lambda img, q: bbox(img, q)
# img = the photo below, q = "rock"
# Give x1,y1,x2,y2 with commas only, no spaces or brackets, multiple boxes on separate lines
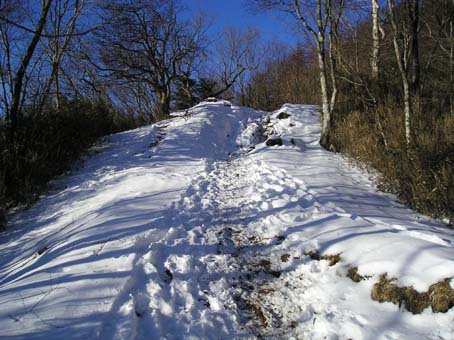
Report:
266,137,283,146
164,268,173,283
277,111,291,119
37,246,49,255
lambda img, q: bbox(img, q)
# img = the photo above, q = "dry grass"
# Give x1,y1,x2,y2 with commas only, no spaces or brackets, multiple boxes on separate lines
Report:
371,274,454,314
306,251,341,266
280,254,291,262
347,267,371,283
332,109,454,224
0,99,136,221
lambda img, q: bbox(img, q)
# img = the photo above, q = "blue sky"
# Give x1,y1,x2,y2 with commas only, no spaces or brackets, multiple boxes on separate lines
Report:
184,0,300,46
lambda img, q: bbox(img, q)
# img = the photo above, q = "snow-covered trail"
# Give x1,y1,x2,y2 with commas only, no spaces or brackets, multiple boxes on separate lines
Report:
0,102,453,339
99,137,454,339
97,158,251,339
97,151,321,339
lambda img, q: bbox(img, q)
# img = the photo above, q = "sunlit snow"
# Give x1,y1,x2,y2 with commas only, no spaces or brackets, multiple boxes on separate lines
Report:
0,102,453,339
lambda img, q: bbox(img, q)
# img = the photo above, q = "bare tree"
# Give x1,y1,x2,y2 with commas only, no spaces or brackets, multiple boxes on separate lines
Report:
209,26,261,99
421,0,454,116
251,0,345,148
387,0,420,145
98,0,206,120
173,15,208,108
38,0,88,112
440,5,454,116
371,0,380,79
0,0,53,134
0,2,16,119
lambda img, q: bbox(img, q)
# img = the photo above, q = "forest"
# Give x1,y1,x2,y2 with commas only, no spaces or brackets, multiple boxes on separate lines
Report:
0,0,453,226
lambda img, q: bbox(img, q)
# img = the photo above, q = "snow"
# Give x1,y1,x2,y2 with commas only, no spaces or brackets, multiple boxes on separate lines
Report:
0,102,453,339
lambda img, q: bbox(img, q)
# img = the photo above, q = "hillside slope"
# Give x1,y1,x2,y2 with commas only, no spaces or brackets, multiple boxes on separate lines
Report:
0,102,453,339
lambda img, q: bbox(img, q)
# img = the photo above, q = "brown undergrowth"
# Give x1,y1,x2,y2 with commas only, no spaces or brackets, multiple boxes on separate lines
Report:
306,250,341,266
371,274,454,314
332,109,454,225
0,99,137,226
347,266,371,283
310,257,454,315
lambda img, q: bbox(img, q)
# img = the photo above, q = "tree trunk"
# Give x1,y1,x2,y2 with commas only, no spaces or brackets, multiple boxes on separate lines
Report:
318,40,331,147
317,0,331,148
403,76,412,145
328,1,341,126
328,45,337,123
155,86,171,120
371,0,380,79
39,0,82,114
9,0,52,134
409,0,420,114
450,21,454,116
293,0,341,148
387,0,412,145
55,69,60,110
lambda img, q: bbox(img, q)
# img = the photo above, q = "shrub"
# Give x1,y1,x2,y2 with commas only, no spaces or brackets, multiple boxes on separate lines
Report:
332,109,454,224
0,99,136,219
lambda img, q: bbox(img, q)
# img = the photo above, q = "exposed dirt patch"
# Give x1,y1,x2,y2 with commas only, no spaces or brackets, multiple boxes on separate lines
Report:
258,288,275,294
256,259,271,270
371,274,454,314
244,298,268,328
149,130,166,148
269,270,282,278
250,259,282,278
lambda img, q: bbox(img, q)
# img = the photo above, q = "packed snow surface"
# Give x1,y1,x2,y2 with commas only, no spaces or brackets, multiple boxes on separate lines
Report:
0,102,453,339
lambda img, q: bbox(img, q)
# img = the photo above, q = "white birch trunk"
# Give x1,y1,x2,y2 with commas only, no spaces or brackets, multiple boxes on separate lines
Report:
317,40,331,140
387,0,412,145
371,0,380,79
